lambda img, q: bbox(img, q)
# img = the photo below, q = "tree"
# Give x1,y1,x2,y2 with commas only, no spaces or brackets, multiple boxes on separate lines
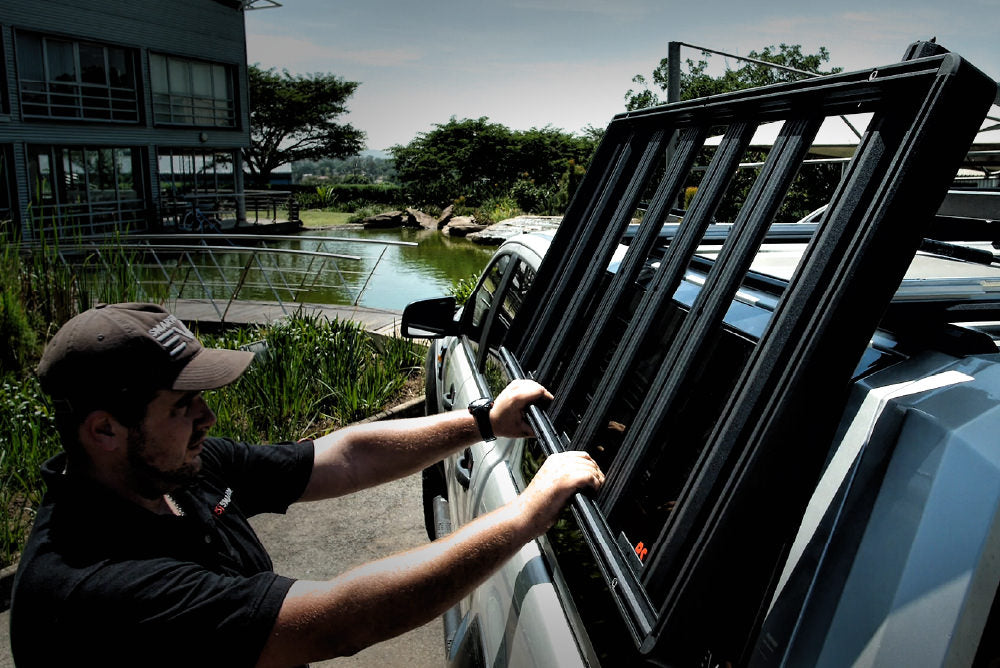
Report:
390,117,598,206
624,44,844,223
244,66,366,186
625,44,841,110
292,156,398,185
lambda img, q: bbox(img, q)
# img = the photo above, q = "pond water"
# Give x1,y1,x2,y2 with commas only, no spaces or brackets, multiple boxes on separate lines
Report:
222,226,496,311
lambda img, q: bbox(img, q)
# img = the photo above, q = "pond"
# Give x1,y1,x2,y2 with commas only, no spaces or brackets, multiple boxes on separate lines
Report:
198,226,496,311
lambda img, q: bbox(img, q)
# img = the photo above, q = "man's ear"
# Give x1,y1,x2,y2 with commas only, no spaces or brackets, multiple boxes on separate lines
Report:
80,411,124,452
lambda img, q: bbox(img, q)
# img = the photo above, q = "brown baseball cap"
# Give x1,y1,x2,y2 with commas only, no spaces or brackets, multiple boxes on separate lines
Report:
37,303,254,403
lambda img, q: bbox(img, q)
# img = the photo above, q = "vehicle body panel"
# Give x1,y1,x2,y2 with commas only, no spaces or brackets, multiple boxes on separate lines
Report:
765,351,1000,666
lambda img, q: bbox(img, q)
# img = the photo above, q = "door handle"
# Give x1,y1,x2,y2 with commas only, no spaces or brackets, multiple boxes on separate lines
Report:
442,384,456,410
455,447,473,490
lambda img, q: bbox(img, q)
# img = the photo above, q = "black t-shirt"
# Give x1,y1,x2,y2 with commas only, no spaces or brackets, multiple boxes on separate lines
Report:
10,437,314,667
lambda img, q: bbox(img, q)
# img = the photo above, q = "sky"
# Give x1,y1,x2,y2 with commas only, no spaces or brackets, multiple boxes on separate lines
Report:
244,0,1000,153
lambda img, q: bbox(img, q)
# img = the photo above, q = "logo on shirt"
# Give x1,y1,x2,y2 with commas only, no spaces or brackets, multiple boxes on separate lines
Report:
214,487,233,516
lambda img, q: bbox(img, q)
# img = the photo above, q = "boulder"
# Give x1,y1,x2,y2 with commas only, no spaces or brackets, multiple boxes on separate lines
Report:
467,215,562,245
443,216,488,237
362,210,406,229
437,204,455,228
406,207,438,230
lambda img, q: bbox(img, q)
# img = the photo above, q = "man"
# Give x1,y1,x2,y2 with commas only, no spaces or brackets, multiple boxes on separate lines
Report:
10,302,604,667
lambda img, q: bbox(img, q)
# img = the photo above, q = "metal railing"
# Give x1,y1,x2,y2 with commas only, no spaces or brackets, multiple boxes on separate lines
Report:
29,232,415,324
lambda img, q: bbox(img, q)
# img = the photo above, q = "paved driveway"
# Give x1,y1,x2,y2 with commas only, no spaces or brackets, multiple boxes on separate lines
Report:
251,470,444,667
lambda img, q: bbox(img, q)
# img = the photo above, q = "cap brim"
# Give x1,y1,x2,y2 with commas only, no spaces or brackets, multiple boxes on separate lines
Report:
172,347,255,391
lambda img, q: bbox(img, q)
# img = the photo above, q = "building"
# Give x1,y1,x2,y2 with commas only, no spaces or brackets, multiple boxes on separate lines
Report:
0,0,257,240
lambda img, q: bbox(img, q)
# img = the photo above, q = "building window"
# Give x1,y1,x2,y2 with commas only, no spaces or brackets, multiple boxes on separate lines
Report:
157,148,237,225
16,32,139,122
157,148,236,196
28,145,147,238
150,54,235,127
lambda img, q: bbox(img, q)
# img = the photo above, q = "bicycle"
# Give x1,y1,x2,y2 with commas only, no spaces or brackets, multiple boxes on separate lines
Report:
179,205,223,233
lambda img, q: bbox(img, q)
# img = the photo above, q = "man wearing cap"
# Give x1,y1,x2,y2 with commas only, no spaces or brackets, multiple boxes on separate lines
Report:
10,302,604,667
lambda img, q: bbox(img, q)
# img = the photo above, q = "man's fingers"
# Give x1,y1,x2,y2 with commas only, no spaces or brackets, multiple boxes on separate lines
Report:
541,451,605,492
491,379,555,439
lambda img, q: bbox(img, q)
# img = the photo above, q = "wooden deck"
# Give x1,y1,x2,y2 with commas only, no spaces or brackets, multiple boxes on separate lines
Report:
170,298,404,336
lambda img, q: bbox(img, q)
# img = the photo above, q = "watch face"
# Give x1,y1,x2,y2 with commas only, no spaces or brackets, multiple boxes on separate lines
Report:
469,398,492,412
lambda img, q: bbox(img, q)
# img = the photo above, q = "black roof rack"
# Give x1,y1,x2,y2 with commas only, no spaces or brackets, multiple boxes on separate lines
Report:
498,41,997,664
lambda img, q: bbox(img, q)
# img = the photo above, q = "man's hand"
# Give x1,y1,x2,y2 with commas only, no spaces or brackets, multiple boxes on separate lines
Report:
514,450,604,537
490,379,554,439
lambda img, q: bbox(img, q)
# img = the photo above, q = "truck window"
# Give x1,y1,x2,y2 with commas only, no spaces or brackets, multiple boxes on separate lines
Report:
466,253,511,362
462,253,538,397
481,260,536,396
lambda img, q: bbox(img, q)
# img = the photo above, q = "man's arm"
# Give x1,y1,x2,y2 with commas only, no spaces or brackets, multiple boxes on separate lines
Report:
299,378,551,501
256,449,604,666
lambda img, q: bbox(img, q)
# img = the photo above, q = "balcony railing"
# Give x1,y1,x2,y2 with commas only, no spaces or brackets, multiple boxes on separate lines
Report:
20,79,140,122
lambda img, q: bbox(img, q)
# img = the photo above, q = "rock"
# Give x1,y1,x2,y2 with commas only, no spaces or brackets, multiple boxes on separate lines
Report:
406,208,438,230
362,210,406,229
467,215,562,245
437,205,454,228
443,216,488,237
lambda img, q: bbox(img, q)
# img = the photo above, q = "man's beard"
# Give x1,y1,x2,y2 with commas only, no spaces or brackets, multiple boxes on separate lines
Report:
126,424,203,500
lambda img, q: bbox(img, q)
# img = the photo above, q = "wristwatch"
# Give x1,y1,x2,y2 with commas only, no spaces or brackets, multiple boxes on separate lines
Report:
468,397,495,442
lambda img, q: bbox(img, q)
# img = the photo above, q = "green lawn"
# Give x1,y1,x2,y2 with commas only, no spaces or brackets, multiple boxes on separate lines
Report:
280,209,355,228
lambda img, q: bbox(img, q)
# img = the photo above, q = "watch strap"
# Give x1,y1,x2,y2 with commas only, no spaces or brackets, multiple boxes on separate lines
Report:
468,398,495,441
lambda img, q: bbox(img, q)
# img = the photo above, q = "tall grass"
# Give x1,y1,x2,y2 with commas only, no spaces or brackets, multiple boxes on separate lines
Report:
0,375,55,567
0,234,425,568
0,230,153,566
204,312,424,442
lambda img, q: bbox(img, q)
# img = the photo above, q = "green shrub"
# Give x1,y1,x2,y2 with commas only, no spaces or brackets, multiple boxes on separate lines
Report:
554,159,587,212
476,195,522,224
510,178,554,214
346,204,398,224
451,273,481,306
316,184,338,208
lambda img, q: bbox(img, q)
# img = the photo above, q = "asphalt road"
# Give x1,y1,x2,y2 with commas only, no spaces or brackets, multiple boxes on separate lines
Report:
1,399,446,667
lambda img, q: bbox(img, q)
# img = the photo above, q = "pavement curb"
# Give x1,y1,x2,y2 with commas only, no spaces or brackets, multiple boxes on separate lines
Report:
0,396,428,612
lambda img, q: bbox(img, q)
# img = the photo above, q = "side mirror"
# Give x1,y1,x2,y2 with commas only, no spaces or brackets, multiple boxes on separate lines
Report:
401,297,460,338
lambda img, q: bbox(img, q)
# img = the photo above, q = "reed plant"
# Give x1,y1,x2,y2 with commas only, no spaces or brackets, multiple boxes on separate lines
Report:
0,228,148,567
202,312,424,443
0,374,57,566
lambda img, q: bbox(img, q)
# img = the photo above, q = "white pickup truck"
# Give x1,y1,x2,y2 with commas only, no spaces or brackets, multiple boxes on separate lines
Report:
402,41,1000,667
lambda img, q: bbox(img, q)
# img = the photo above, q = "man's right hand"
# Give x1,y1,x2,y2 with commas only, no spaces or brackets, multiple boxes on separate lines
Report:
514,451,604,537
